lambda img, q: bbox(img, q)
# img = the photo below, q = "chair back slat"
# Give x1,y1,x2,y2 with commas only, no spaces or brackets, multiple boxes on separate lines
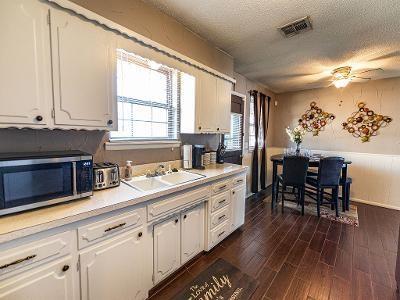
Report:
317,157,345,186
282,156,309,186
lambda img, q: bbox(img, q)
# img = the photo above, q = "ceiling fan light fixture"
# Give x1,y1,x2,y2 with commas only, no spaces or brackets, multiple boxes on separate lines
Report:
333,77,351,88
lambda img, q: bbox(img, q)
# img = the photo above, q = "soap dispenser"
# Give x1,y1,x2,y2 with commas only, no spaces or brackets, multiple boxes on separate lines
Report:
125,160,133,180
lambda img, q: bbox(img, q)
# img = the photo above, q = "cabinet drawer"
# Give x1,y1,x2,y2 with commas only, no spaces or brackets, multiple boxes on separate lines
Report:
78,207,145,249
210,221,230,246
210,190,230,213
0,231,74,278
210,206,230,229
232,174,246,187
148,187,209,222
211,179,231,195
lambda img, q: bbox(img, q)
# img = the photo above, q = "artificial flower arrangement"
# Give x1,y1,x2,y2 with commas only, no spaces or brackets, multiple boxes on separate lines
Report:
286,125,306,153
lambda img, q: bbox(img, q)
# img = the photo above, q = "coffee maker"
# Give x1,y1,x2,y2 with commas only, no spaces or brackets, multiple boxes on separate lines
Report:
192,145,205,169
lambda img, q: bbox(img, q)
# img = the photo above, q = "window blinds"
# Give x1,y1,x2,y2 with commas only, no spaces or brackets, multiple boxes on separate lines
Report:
111,49,182,140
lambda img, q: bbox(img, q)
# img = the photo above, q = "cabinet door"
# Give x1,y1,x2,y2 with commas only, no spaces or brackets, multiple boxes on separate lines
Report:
181,204,204,264
216,79,232,133
0,0,52,127
196,72,217,133
231,185,246,230
50,8,116,130
0,257,76,300
153,216,180,284
80,227,152,300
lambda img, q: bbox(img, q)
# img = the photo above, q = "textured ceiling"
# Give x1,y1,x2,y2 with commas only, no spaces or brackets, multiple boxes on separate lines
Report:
144,0,400,93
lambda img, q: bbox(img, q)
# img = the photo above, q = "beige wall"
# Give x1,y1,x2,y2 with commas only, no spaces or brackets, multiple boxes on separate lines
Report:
70,0,234,76
272,77,400,155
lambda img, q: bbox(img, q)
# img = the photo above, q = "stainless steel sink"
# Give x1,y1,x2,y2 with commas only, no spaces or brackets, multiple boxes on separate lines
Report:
123,170,205,192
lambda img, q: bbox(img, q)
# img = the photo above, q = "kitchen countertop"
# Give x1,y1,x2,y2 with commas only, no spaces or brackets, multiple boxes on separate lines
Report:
0,163,247,244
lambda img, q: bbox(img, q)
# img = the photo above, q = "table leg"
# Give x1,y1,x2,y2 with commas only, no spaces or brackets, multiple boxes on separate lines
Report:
271,161,278,209
341,165,348,211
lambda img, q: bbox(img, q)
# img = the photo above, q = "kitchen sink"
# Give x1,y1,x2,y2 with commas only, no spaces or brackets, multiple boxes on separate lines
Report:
124,170,205,192
158,171,205,185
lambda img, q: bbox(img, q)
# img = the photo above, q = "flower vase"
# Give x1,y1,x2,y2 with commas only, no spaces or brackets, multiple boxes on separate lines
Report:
295,143,301,155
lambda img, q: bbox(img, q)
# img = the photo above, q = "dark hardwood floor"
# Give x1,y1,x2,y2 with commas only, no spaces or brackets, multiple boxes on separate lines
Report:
150,192,400,300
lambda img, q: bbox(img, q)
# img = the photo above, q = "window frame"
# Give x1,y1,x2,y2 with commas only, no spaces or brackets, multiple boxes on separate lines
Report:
109,49,181,145
248,93,263,152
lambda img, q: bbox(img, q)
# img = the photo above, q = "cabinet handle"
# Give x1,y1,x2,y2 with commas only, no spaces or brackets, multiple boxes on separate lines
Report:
175,219,179,223
35,115,43,122
218,185,227,190
218,215,226,220
218,199,226,205
217,128,220,131
232,191,235,195
0,254,37,270
184,215,187,219
138,232,143,238
62,265,70,272
104,222,126,232
236,179,243,183
198,126,202,130
218,231,225,237
107,119,113,125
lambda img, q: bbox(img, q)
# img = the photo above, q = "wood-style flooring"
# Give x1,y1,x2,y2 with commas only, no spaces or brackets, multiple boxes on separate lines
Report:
150,192,400,300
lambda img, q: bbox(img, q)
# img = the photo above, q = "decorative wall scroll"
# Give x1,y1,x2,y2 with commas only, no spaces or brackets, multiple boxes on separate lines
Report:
298,101,336,136
342,102,393,142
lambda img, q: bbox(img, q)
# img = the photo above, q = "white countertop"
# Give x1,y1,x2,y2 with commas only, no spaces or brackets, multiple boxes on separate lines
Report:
0,163,247,244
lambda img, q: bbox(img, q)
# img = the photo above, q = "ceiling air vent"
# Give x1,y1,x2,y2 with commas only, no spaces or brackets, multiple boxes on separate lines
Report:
278,16,312,38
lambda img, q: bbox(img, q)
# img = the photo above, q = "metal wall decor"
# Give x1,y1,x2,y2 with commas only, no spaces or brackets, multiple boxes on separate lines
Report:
342,102,393,142
298,101,336,136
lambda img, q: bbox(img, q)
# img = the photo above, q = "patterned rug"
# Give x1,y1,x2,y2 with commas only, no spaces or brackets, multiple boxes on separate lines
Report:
264,194,359,227
173,259,258,300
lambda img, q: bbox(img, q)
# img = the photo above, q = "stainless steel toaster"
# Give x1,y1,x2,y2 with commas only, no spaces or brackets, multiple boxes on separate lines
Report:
93,162,120,190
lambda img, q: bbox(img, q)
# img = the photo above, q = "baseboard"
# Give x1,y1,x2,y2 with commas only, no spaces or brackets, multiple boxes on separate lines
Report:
351,197,400,211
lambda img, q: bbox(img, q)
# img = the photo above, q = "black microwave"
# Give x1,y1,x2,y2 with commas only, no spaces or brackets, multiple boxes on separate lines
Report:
0,151,93,216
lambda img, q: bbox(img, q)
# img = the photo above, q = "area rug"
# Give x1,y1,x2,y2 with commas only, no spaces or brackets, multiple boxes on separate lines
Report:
173,259,258,300
264,194,359,227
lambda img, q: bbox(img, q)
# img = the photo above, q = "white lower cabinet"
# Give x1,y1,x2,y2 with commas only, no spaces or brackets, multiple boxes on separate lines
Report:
79,226,152,300
231,184,246,231
181,204,205,264
153,215,181,284
0,256,76,300
153,203,205,284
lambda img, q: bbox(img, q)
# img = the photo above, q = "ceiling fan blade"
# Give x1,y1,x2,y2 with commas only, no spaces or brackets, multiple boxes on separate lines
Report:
368,51,400,62
353,68,383,75
352,76,371,80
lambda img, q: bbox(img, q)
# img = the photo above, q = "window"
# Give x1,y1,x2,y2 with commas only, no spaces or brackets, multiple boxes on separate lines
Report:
225,113,243,150
110,49,180,141
249,94,263,150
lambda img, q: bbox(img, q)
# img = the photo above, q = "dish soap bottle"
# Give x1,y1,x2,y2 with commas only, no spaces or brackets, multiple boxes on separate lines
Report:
125,160,133,180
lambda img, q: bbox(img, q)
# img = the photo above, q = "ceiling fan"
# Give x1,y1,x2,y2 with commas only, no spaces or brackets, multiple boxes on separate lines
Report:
331,66,383,88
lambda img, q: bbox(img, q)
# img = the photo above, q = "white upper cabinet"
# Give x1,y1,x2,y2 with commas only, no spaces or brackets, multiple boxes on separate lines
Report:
196,71,217,133
50,8,117,130
216,78,232,133
180,70,232,134
0,0,52,127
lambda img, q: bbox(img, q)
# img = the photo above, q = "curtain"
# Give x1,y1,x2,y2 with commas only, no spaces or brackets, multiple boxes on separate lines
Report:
260,94,271,190
251,90,260,193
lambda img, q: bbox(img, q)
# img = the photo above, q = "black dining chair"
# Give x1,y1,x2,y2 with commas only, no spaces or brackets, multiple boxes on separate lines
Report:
276,155,309,215
306,157,344,217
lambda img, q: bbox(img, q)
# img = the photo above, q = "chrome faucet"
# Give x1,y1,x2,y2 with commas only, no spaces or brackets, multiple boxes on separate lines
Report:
146,164,166,177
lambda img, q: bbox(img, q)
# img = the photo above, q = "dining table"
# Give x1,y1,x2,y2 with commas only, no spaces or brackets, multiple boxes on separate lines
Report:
270,154,352,209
